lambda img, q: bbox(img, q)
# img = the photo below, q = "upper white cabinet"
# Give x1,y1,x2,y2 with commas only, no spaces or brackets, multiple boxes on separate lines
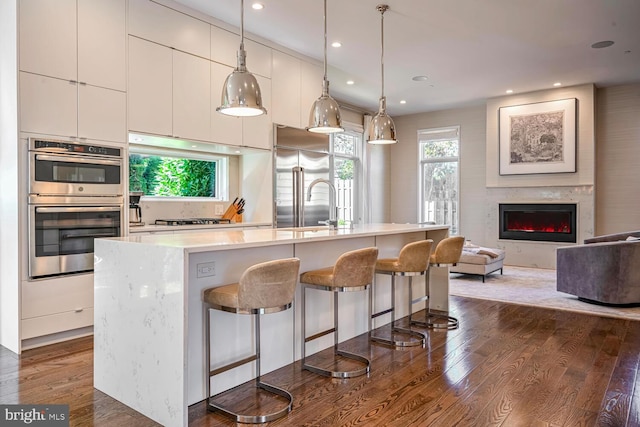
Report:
242,74,272,150
78,0,126,91
272,51,301,128
19,0,77,82
129,0,210,59
210,62,242,146
211,26,272,79
20,72,126,142
300,61,324,129
173,50,211,142
128,36,211,142
128,37,173,137
20,0,126,92
272,51,322,129
19,0,126,142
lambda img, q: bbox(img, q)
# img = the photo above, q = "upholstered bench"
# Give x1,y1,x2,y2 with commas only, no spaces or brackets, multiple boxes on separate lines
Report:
450,246,505,282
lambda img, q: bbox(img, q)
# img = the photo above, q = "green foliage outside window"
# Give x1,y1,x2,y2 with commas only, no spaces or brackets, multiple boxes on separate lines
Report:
129,154,216,197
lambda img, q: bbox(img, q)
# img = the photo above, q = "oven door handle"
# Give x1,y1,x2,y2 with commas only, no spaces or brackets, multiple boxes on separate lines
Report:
35,154,122,167
61,233,116,240
35,206,122,213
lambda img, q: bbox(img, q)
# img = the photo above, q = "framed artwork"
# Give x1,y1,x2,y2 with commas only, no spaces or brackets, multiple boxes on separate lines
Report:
499,98,576,175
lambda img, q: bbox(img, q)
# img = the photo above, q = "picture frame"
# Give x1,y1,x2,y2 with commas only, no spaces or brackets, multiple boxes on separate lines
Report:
499,98,577,175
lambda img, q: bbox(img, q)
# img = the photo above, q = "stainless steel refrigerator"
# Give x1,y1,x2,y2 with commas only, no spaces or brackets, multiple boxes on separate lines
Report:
274,126,331,228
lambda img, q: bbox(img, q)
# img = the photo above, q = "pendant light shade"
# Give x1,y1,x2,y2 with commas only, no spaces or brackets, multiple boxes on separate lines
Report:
307,0,343,134
367,4,397,144
217,0,266,117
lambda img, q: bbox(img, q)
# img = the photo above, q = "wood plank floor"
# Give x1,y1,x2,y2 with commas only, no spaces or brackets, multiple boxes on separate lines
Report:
3,295,640,426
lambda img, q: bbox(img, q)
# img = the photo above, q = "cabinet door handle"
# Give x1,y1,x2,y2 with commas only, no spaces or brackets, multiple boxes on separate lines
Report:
74,308,84,313
79,81,87,86
69,79,78,84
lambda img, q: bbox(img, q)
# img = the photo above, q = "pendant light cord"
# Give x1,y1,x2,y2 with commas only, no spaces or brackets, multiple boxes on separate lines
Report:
323,0,328,85
379,5,386,100
240,0,245,50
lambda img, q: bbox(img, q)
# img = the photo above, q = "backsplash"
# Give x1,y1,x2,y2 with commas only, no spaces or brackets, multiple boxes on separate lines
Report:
136,199,230,224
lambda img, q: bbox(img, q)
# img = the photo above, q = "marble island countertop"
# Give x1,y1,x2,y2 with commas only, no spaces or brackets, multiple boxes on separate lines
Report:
127,221,271,233
114,223,449,253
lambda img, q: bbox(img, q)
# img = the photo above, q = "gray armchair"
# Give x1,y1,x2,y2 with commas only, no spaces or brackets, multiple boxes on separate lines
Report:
557,231,640,305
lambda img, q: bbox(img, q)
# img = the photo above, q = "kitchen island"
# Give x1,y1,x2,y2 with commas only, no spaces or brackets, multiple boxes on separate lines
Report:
93,223,449,426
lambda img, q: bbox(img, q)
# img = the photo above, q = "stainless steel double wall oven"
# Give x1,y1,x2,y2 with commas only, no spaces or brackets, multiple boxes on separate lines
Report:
28,138,124,278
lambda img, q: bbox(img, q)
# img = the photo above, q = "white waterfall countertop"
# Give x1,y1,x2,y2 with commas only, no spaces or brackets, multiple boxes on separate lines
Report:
113,223,447,252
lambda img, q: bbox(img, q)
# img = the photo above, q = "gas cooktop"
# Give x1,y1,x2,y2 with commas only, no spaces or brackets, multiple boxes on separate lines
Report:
154,218,232,226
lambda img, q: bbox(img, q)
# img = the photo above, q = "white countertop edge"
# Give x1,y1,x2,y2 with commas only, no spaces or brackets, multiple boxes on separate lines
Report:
106,224,450,253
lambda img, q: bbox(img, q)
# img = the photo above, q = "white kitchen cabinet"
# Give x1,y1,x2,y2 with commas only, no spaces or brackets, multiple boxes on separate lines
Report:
78,84,127,143
242,74,272,150
271,51,301,128
245,40,272,79
21,274,94,340
19,0,77,82
128,36,173,137
78,0,127,91
129,36,212,141
20,0,126,92
20,72,77,139
20,72,127,143
300,61,324,129
210,62,242,145
173,50,211,142
129,0,210,59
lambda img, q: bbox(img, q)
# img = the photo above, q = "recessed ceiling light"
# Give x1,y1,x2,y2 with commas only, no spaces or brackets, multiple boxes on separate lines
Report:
346,80,354,85
331,41,342,48
252,3,264,10
412,75,429,82
506,89,513,94
400,100,406,104
591,40,614,49
553,82,562,87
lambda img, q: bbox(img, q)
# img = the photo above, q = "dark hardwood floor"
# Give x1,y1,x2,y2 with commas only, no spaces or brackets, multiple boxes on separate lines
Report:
3,296,640,426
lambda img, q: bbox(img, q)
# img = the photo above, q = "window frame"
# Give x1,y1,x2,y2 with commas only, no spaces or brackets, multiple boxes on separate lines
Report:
128,144,229,201
330,125,362,226
418,126,460,234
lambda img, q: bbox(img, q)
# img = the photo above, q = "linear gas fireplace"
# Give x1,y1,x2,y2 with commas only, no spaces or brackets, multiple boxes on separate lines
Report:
499,203,577,243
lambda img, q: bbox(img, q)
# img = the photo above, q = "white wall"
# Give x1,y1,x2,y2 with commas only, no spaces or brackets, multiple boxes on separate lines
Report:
595,84,640,235
0,0,20,353
391,105,487,243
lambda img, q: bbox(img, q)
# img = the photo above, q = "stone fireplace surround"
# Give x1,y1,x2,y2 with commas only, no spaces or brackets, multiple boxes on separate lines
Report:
483,186,594,269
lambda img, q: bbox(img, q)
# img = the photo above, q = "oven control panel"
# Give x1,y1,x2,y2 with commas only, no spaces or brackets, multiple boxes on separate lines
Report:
32,139,121,157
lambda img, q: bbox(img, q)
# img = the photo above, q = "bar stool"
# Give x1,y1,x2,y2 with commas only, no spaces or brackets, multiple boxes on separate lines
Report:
412,236,465,330
371,240,434,347
300,247,379,378
203,257,300,424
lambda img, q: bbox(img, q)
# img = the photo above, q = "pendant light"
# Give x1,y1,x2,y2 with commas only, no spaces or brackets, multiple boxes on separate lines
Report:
307,0,343,133
367,4,397,144
217,0,266,117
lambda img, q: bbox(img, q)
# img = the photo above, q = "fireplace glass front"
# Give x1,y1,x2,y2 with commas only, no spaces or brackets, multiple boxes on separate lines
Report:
499,203,577,243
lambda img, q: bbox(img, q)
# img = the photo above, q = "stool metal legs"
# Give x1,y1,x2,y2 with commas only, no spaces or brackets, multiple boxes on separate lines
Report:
370,272,426,347
301,283,371,378
205,306,293,424
410,265,459,330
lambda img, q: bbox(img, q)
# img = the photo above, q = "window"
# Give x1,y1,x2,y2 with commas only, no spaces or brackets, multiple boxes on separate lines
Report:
129,146,227,199
419,126,460,234
331,129,361,226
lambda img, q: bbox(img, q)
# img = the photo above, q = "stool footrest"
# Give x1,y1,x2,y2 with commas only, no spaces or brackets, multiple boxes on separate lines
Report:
208,380,293,424
370,326,426,348
303,349,370,379
305,327,336,343
371,307,393,319
209,354,257,377
411,311,459,330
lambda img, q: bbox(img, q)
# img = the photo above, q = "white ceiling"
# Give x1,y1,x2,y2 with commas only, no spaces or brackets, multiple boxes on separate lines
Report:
172,0,640,116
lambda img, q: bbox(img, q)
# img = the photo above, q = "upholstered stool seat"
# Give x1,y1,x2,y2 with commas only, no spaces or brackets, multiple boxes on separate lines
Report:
203,257,300,424
371,240,434,347
300,247,379,378
412,236,465,330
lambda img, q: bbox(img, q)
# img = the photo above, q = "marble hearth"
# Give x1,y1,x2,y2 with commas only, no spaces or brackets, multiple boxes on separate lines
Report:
484,186,594,269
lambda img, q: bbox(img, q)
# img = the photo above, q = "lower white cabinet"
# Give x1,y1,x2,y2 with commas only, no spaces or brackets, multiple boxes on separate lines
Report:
21,273,94,339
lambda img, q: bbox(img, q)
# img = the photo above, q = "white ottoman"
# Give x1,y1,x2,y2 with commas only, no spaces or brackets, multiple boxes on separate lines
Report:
450,247,505,282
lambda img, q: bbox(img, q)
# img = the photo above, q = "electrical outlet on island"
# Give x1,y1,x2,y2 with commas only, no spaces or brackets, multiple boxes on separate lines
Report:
214,204,224,215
